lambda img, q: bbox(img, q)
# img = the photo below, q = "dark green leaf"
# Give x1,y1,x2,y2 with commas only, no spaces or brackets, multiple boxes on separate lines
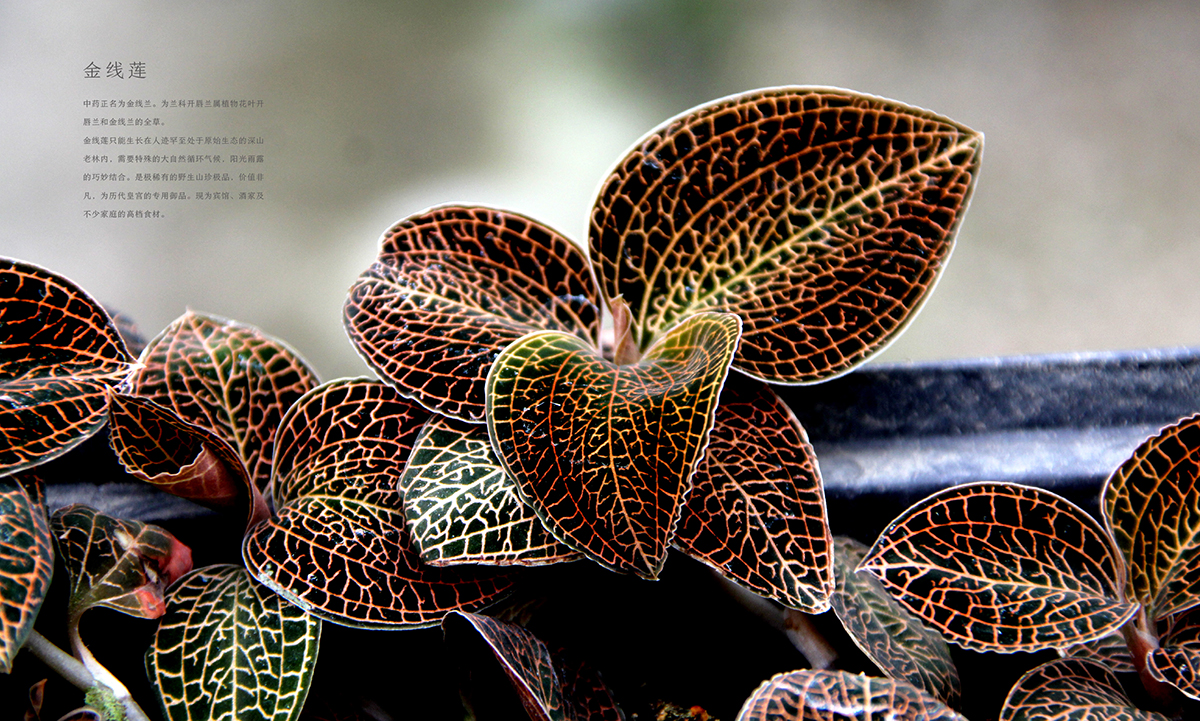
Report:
999,658,1170,721
674,380,832,611
242,379,514,628
147,564,320,721
486,312,741,579
831,537,960,707
345,205,601,423
0,474,53,673
1060,633,1136,675
860,483,1137,652
736,669,966,720
400,415,580,566
0,258,136,473
590,88,982,384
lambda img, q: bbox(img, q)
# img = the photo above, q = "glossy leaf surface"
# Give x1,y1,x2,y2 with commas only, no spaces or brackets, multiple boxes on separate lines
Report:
736,669,966,721
243,379,513,628
0,474,53,673
1061,633,1136,674
860,483,1137,652
590,87,982,384
487,312,741,578
50,504,192,620
107,390,268,530
0,258,136,473
345,205,601,423
831,537,960,707
444,611,566,721
121,310,318,494
148,564,320,721
400,415,580,566
999,658,1169,721
674,380,832,611
1104,413,1200,620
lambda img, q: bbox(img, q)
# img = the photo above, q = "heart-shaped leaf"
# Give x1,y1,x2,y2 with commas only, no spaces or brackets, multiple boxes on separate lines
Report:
400,415,580,566
443,611,568,721
860,483,1137,653
1104,413,1200,621
242,379,514,628
120,310,319,495
345,205,601,423
0,474,53,673
830,536,960,708
106,390,269,530
0,258,137,473
590,87,982,384
50,504,192,620
999,658,1171,721
673,379,832,611
487,312,741,578
736,669,966,721
147,564,320,721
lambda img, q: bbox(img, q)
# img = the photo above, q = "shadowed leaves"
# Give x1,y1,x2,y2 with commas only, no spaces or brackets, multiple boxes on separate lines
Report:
242,379,514,628
0,474,53,673
1061,633,1136,674
120,310,318,496
736,669,966,721
345,205,601,423
1146,605,1200,701
400,415,580,566
999,658,1170,721
830,537,960,707
860,483,1137,653
147,564,320,721
1104,413,1200,621
486,312,740,579
0,258,137,473
674,380,832,612
590,87,982,384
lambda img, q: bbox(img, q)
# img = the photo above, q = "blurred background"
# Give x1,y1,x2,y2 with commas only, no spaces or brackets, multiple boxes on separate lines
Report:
3,0,1200,381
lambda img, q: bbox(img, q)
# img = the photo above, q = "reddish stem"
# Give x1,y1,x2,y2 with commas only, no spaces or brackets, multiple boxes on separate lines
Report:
1123,607,1181,715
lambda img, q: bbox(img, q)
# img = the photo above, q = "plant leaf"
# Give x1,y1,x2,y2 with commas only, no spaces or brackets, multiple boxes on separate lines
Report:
736,669,966,721
0,258,137,473
830,536,960,707
345,205,602,423
552,646,625,721
147,564,320,721
486,312,741,579
49,504,192,620
107,390,269,530
444,611,567,721
1103,413,1200,620
859,483,1137,653
242,379,514,628
590,87,982,384
1147,645,1200,701
1060,633,1137,675
400,415,581,566
120,310,318,495
999,658,1171,721
0,474,53,673
673,380,832,611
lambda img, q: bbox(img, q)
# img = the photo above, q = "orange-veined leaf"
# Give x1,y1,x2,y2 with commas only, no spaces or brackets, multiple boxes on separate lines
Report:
242,379,514,628
1060,633,1136,675
0,474,53,673
590,87,982,384
486,312,741,579
830,536,960,707
147,564,320,721
120,310,318,496
399,415,580,566
0,258,137,473
674,379,832,612
1145,605,1200,701
345,205,601,423
860,483,1137,653
736,669,966,721
106,390,269,531
1103,413,1200,620
49,504,192,621
999,657,1170,721
551,646,625,721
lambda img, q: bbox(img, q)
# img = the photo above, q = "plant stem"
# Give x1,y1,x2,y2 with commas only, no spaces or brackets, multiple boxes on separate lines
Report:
1122,608,1181,715
23,629,95,691
68,615,154,721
